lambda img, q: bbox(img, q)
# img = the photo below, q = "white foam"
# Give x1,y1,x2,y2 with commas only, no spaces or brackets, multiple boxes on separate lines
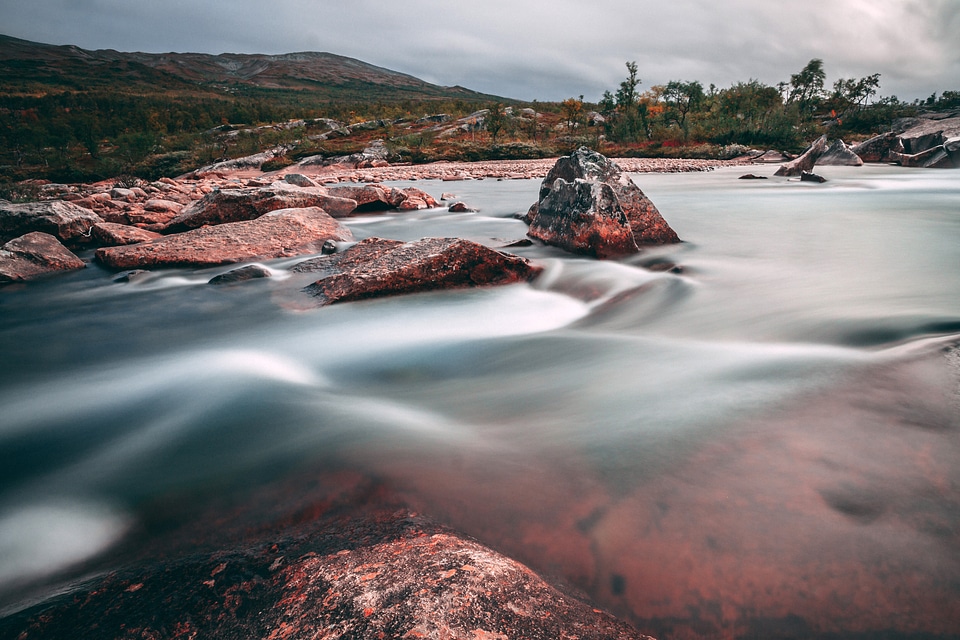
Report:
0,500,130,589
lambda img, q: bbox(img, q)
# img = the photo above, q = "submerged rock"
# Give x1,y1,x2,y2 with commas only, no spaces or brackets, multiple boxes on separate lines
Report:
95,207,354,269
525,147,680,256
0,506,652,640
0,231,85,282
800,171,828,183
208,264,272,284
299,237,541,305
774,135,828,177
0,200,103,246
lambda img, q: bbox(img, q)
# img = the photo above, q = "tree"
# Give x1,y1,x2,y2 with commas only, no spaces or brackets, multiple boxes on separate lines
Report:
662,80,705,136
787,58,827,115
560,95,585,130
485,102,506,143
604,61,647,143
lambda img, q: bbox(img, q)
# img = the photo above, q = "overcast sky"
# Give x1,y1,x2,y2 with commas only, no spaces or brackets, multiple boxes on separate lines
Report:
3,0,958,102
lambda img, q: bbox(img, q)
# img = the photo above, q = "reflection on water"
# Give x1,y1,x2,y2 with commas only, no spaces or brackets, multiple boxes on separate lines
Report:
1,165,959,637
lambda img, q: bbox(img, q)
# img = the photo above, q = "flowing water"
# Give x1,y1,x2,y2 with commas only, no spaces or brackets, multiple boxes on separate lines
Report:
1,165,959,638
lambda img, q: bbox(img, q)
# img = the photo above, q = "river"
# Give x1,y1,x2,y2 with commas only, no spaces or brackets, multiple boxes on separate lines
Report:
1,164,959,639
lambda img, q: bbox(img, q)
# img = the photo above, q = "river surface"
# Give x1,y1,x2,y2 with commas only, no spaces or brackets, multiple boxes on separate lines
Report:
1,165,959,639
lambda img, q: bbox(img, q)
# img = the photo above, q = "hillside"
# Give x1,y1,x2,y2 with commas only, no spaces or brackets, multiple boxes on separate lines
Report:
0,34,499,101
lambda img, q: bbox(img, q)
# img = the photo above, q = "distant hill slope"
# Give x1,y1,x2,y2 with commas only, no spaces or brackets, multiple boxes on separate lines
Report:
0,34,501,101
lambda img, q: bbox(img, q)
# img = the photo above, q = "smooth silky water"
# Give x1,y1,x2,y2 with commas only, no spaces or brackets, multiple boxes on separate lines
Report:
1,165,958,638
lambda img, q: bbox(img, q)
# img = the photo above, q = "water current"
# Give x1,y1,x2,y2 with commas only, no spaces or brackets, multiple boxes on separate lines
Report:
1,165,959,638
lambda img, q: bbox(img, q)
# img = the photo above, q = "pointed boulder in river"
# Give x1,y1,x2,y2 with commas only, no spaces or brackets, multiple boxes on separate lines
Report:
526,147,679,257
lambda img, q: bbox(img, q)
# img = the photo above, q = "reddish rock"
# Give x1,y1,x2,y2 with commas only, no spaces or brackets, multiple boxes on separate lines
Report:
95,207,354,269
0,200,103,246
448,201,476,213
774,135,829,176
169,186,358,229
529,147,679,247
90,222,164,246
283,173,320,187
143,199,184,214
528,178,639,258
0,507,652,640
0,231,85,282
401,186,440,209
299,237,541,305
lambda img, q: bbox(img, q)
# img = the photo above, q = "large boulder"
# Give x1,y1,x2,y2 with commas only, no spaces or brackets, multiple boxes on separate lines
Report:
326,183,407,211
297,236,542,305
90,222,163,246
892,145,955,169
0,200,103,246
774,135,829,176
850,132,903,163
0,231,85,283
168,186,358,230
526,147,679,253
528,178,639,259
816,139,864,166
0,507,652,640
95,207,354,269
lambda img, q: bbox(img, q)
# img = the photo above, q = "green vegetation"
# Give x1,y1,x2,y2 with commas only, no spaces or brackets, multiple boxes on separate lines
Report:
1,48,957,190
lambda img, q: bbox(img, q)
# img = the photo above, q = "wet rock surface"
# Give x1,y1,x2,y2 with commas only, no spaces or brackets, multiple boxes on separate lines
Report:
95,207,354,269
168,186,359,229
0,231,85,282
523,148,681,259
298,237,542,306
0,473,654,640
816,139,864,166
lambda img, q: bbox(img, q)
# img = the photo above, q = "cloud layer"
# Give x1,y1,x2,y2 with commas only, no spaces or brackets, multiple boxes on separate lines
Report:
3,0,958,101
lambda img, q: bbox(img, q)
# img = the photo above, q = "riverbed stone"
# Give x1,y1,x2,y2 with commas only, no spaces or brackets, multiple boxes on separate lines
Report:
0,200,103,245
168,186,358,229
95,207,354,269
850,132,903,163
300,236,541,305
90,222,164,246
0,231,85,282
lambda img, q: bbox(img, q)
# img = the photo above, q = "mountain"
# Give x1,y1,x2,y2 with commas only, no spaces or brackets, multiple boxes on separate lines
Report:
0,34,500,101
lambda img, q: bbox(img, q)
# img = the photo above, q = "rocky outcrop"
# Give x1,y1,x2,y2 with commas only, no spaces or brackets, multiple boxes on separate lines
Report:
774,135,829,176
892,146,954,169
95,207,354,269
897,115,960,155
529,178,639,259
297,237,541,305
326,183,407,211
816,139,864,166
0,231,85,282
526,147,679,256
168,186,359,230
0,199,103,245
850,132,903,163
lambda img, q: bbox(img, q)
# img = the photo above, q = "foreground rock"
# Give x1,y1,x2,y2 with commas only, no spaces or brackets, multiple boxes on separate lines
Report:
0,474,648,640
296,237,541,305
0,232,85,282
774,135,829,176
0,199,103,245
526,147,679,258
96,207,354,269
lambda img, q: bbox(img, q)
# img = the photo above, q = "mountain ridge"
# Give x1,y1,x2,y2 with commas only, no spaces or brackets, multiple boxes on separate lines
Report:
0,33,500,100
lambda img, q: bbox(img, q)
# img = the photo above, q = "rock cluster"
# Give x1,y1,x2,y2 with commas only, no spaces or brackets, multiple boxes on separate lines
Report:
525,147,680,258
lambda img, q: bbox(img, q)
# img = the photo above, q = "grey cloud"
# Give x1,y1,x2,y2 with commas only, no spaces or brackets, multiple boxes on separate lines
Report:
1,0,957,101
